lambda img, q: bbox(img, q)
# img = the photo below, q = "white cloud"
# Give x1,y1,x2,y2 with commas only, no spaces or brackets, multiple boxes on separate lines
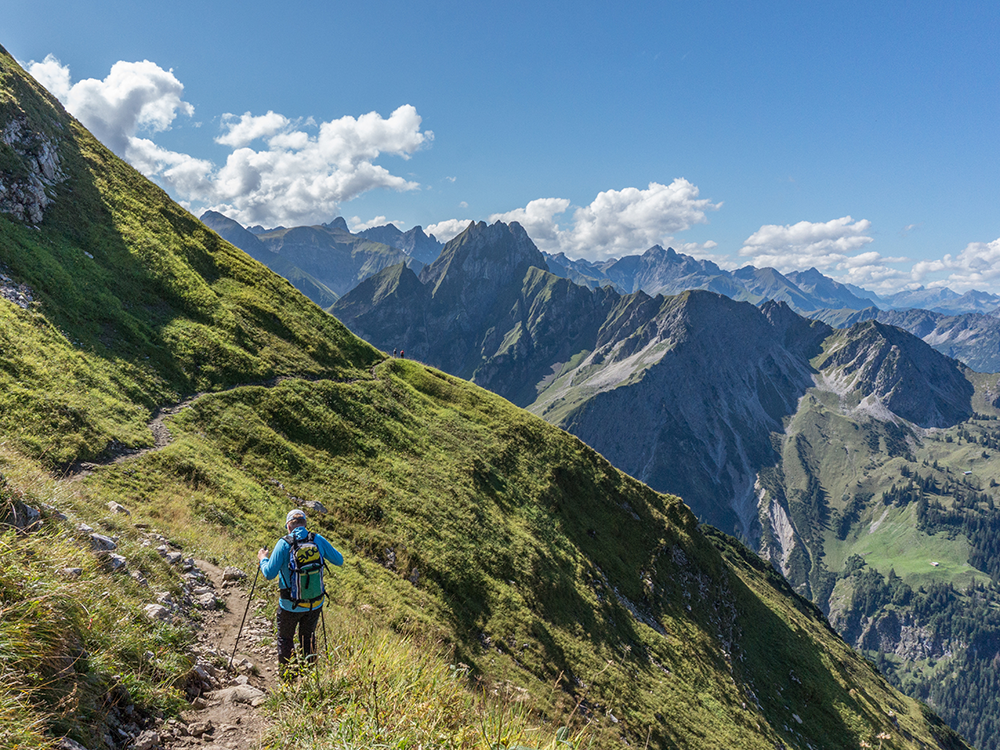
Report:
216,111,291,147
484,180,720,260
912,238,1000,292
567,180,720,259
491,198,571,244
26,56,434,228
25,54,72,100
739,216,875,272
347,215,408,232
426,219,474,243
63,60,193,158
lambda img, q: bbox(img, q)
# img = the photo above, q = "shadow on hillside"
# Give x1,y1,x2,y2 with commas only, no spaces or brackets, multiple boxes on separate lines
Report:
708,529,884,746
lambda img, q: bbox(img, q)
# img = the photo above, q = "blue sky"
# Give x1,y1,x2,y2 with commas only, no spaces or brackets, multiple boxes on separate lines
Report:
6,1,1000,294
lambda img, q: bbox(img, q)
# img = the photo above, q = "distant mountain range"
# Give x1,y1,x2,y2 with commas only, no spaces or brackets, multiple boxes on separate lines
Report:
204,212,1000,318
546,245,1000,317
331,220,1000,748
199,211,443,310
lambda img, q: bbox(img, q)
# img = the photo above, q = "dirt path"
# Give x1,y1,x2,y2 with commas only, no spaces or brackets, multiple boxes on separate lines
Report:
64,358,390,481
159,560,277,750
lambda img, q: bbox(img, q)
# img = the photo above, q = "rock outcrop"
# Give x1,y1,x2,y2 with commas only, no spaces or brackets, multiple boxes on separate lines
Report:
0,113,65,224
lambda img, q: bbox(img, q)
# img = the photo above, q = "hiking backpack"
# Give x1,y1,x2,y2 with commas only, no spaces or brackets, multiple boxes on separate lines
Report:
281,532,327,608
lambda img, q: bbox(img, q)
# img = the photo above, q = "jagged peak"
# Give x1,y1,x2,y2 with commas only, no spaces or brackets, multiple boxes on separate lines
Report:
419,220,546,293
322,217,350,232
820,319,973,427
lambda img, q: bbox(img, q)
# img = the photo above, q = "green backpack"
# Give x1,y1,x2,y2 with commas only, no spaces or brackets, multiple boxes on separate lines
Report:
281,532,327,609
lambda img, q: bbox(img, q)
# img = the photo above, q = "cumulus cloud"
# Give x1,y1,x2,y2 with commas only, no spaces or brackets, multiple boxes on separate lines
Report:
25,56,434,228
735,216,926,292
426,219,474,243
739,216,875,271
911,238,1000,291
25,54,72,100
216,111,291,147
491,198,571,244
347,215,408,232
27,55,193,159
190,104,431,227
484,180,720,260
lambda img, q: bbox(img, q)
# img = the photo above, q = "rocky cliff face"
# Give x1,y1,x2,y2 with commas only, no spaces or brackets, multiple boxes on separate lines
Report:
0,113,65,224
541,293,821,538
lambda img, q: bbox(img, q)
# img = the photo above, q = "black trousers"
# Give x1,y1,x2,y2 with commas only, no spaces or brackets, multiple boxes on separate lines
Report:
275,605,322,669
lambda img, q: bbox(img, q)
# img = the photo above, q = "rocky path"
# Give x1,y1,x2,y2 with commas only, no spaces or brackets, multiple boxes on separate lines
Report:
157,560,277,750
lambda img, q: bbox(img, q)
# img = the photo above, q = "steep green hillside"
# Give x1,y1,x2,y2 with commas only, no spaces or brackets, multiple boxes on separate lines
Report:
0,45,972,749
0,50,376,467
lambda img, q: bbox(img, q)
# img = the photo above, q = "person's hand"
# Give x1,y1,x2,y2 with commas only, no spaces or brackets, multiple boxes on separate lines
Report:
258,547,268,562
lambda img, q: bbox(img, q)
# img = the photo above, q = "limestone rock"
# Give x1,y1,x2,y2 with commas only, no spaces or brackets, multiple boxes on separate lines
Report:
90,533,117,551
222,566,247,582
0,115,66,225
107,501,131,516
1,501,40,530
144,604,170,621
195,592,217,610
186,720,213,737
129,729,161,750
302,499,329,514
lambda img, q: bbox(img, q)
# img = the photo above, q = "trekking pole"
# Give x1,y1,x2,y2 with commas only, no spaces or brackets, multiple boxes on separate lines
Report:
321,606,328,659
228,563,261,672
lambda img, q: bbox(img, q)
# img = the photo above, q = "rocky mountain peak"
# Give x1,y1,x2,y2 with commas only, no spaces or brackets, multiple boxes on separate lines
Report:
819,320,973,427
322,216,350,232
760,299,831,355
418,220,547,296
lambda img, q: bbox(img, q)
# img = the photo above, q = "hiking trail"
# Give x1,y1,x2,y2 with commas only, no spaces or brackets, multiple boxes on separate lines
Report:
65,357,391,480
158,559,277,750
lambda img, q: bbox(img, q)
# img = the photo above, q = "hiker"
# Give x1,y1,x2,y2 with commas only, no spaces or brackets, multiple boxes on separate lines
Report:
400,349,404,358
393,348,397,357
258,509,343,677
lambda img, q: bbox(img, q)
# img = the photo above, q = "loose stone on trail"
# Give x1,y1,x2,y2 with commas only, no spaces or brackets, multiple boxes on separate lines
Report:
302,499,328,514
144,604,171,621
90,533,117,551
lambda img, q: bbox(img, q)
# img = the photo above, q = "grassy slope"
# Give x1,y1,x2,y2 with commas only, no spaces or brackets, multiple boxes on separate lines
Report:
78,360,961,750
0,50,376,467
0,49,968,749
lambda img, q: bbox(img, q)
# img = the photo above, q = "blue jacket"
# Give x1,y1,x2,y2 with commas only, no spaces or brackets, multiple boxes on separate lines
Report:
259,526,344,612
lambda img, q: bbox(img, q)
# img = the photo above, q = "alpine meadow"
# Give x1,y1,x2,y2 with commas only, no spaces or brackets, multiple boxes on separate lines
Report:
0,42,984,750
